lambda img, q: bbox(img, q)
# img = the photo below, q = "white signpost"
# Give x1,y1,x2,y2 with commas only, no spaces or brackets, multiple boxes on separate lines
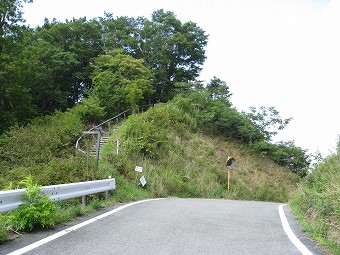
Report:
135,166,143,172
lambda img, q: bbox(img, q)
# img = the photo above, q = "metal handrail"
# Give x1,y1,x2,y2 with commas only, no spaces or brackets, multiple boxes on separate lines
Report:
75,110,131,153
75,104,154,154
94,109,131,131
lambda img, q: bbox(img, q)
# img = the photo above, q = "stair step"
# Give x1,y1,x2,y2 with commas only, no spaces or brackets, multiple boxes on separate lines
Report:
87,135,111,158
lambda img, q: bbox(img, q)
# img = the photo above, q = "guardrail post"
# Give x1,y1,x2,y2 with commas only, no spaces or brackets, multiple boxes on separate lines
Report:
82,195,86,206
105,190,109,200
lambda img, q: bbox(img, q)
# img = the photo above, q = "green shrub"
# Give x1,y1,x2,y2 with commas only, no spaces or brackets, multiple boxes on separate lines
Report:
0,104,102,189
120,114,166,158
290,154,340,254
0,109,84,170
70,97,106,124
9,176,57,232
0,214,9,244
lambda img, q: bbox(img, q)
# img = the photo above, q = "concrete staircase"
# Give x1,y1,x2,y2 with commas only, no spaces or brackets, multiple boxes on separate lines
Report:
76,105,155,164
89,136,110,157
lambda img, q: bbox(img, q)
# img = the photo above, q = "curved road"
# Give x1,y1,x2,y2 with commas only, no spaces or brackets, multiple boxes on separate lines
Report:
1,198,325,255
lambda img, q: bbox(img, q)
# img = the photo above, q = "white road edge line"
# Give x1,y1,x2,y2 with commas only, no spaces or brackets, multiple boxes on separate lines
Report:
6,198,165,255
278,204,314,255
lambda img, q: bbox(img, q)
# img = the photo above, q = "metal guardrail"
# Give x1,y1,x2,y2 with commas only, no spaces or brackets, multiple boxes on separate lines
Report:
0,178,116,213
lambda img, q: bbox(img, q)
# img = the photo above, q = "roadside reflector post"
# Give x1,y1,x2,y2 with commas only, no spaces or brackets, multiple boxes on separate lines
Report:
228,169,230,192
226,156,236,192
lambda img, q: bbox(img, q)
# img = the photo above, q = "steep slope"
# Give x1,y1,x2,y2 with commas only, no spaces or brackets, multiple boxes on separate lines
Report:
0,94,300,202
99,103,300,202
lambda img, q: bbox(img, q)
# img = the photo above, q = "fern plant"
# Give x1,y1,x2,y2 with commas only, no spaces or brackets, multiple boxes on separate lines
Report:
9,176,57,232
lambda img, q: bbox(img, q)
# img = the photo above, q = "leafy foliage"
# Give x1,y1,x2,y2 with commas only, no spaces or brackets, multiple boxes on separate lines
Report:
251,140,310,177
90,50,153,115
0,110,83,167
119,114,166,158
167,90,310,175
0,0,32,51
0,214,9,244
170,90,264,144
0,104,99,189
102,9,208,102
1,8,208,133
9,176,57,231
100,102,299,202
18,40,80,114
0,16,104,132
206,76,232,106
34,17,104,107
243,106,292,141
290,154,340,254
72,97,106,124
0,1,35,133
118,102,197,159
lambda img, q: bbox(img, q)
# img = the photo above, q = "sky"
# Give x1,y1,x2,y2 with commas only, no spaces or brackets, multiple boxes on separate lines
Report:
22,0,340,157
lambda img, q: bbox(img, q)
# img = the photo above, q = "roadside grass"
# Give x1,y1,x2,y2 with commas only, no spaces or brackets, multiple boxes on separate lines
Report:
289,154,340,255
0,189,148,244
99,104,300,203
0,102,301,244
0,214,9,244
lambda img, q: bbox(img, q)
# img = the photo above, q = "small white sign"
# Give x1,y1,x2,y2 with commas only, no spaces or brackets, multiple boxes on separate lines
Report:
140,176,147,187
135,166,143,172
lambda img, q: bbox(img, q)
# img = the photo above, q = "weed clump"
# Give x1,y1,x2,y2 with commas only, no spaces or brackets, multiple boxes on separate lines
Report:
290,154,340,254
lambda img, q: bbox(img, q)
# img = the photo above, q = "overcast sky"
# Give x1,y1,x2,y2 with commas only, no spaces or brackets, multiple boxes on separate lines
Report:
22,0,340,157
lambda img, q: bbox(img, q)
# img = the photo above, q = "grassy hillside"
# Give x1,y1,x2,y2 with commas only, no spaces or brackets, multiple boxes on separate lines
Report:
0,94,301,200
289,153,340,254
98,102,300,202
0,93,303,243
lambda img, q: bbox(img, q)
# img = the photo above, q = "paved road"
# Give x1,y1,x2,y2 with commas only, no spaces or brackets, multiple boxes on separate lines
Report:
1,198,325,255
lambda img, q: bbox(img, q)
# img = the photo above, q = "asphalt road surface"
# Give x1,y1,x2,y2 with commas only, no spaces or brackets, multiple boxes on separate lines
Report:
1,198,325,255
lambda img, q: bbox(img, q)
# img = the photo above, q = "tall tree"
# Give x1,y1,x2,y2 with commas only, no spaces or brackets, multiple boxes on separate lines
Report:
0,0,32,54
17,40,80,114
243,106,293,141
35,18,104,106
102,9,208,102
206,77,232,106
90,50,153,115
0,0,34,133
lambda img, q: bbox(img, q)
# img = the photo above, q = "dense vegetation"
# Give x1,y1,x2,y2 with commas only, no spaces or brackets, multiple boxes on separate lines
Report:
0,92,302,244
99,95,301,201
0,0,309,175
1,0,207,132
290,150,340,254
1,2,338,254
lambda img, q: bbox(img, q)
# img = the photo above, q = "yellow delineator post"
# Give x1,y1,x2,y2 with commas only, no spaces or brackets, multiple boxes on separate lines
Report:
226,157,236,192
227,169,231,192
